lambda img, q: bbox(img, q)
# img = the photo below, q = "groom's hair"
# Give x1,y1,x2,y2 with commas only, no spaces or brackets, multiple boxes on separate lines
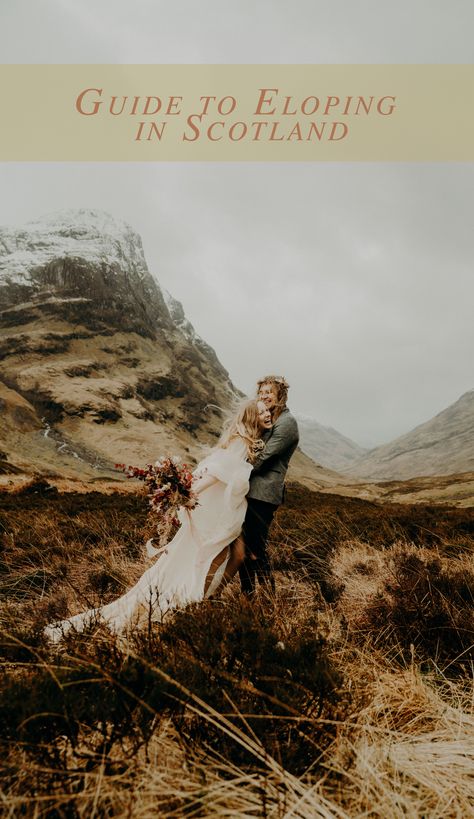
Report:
257,375,289,420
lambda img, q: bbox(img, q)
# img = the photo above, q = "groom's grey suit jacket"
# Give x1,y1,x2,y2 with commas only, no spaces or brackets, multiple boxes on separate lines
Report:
247,407,299,506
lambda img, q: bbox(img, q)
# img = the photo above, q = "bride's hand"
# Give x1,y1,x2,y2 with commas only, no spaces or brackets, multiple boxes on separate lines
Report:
193,472,218,495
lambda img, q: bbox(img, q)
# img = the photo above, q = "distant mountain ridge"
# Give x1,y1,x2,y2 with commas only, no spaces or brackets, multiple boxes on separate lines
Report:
343,389,474,480
295,414,368,472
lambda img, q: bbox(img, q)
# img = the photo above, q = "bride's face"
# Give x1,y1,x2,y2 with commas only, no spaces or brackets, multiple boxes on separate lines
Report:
257,400,272,431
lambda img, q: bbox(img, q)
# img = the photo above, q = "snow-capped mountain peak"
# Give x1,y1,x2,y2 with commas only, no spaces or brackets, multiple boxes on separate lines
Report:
0,208,147,286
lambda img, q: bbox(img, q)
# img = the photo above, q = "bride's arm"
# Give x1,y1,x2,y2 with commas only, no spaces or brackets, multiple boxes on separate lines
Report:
192,441,251,497
193,471,218,495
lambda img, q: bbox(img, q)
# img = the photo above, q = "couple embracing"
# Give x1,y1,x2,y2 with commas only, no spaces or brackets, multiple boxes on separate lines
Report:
223,375,299,597
45,375,299,642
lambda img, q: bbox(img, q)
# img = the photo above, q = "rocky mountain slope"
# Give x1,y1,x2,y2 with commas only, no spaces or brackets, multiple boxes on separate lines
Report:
0,209,240,479
0,208,341,493
344,389,474,480
296,414,367,471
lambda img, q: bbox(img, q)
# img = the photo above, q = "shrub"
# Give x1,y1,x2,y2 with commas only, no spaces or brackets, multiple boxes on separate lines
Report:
331,542,474,674
364,548,474,672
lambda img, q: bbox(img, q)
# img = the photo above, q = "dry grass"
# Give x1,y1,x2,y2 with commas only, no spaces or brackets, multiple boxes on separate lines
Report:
2,635,472,818
327,540,474,673
1,481,474,817
328,660,474,817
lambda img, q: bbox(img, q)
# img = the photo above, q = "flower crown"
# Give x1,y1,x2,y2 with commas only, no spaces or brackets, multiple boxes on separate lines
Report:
258,375,289,389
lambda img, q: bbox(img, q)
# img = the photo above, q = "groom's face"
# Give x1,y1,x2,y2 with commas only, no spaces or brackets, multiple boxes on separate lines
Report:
258,382,278,412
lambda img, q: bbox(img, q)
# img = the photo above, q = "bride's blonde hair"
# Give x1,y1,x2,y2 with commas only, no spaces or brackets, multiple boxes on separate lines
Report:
217,399,265,463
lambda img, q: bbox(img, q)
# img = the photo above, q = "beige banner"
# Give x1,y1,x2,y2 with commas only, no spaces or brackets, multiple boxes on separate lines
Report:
0,64,473,160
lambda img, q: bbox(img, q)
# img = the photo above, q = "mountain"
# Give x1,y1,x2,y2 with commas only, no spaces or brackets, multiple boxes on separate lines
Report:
295,414,367,471
0,208,340,493
0,208,239,479
344,390,474,480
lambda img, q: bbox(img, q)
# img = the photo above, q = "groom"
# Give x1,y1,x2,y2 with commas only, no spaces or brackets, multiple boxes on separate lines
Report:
239,375,299,596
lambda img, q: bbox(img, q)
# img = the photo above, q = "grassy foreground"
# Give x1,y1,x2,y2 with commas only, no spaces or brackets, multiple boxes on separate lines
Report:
0,480,473,817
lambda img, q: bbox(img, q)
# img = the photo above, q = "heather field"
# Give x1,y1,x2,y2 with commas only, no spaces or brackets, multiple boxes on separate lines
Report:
1,481,473,817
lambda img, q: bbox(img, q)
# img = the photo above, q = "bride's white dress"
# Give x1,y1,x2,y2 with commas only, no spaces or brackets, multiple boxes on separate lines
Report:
45,437,252,642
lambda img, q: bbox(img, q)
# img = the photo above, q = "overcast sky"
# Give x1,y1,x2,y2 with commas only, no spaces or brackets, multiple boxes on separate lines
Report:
1,0,473,447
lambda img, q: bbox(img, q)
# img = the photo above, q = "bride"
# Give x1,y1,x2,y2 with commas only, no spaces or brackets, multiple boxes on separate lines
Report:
45,398,272,642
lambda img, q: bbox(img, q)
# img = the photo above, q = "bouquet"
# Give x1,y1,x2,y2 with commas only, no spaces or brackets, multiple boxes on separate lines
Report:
116,456,198,553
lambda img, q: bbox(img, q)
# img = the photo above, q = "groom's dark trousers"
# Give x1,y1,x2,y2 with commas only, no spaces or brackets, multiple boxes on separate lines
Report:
239,406,299,597
239,498,278,595
239,407,299,596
